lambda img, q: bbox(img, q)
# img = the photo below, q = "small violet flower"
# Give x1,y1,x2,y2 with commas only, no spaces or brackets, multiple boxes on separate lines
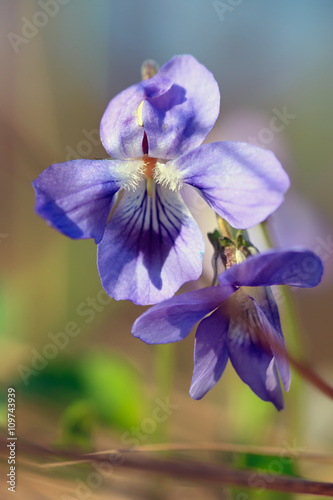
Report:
33,55,289,305
132,249,323,409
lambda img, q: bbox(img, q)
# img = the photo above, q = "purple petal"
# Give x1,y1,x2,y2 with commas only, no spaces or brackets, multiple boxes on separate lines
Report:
173,141,290,229
100,76,173,159
226,295,284,410
142,55,220,159
252,293,291,391
32,159,134,243
219,249,324,288
97,182,205,305
132,285,235,344
190,305,229,400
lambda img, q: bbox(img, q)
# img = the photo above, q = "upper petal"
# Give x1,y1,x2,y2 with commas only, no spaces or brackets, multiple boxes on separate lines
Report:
172,141,290,229
32,159,140,243
219,248,324,288
100,75,173,159
132,285,234,344
189,305,229,400
142,55,220,159
97,181,205,305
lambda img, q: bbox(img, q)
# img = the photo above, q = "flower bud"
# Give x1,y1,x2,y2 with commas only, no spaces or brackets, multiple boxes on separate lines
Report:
141,59,159,80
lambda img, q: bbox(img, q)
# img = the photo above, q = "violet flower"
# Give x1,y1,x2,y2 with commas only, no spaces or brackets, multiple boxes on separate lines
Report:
33,55,289,305
132,249,323,409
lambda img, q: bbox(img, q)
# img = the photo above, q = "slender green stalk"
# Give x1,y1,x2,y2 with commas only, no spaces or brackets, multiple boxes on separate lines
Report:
261,221,333,401
260,221,304,436
260,221,303,353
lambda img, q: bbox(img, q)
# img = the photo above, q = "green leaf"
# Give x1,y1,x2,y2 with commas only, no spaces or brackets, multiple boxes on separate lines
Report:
57,399,95,450
78,351,147,431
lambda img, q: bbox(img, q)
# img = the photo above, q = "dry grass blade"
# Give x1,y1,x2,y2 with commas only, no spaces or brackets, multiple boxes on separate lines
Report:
2,434,333,497
86,443,333,464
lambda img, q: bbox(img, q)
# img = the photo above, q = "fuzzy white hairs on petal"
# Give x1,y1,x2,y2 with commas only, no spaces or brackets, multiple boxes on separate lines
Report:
154,161,184,192
116,159,145,191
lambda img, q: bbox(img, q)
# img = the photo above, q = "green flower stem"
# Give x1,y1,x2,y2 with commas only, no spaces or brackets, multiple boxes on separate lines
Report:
261,221,333,403
260,221,304,435
260,221,303,353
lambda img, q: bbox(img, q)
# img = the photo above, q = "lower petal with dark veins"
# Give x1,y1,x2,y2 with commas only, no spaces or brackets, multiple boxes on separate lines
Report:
97,181,205,305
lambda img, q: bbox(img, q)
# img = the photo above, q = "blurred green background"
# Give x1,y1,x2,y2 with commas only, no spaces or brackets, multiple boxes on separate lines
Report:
1,1,333,498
